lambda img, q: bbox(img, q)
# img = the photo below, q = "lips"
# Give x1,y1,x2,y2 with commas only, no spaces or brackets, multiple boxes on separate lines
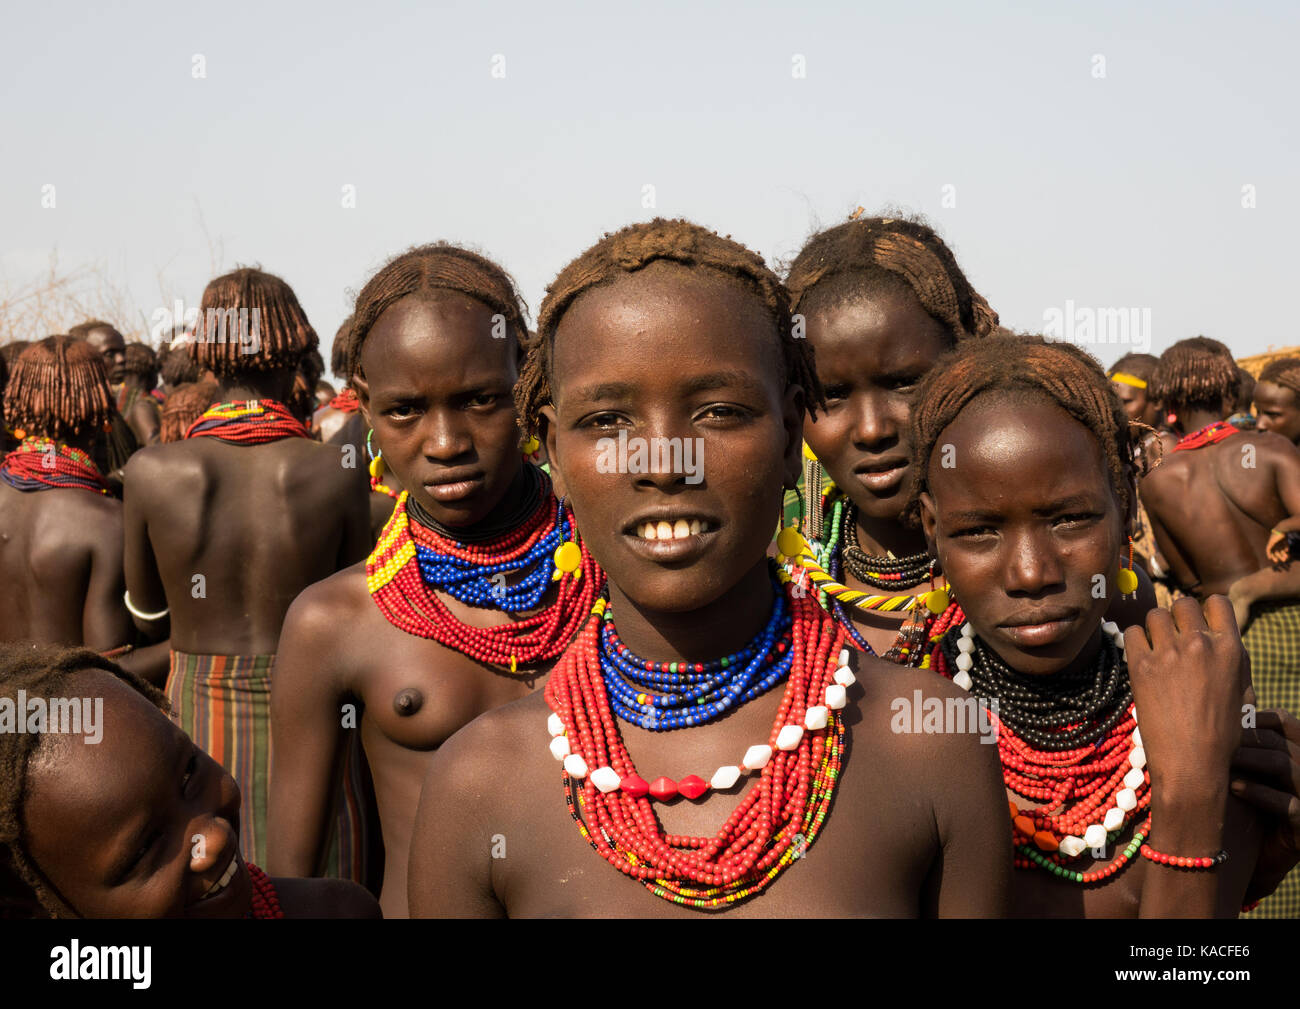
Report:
423,471,485,503
852,458,910,493
632,518,716,541
997,607,1082,648
622,513,720,563
197,852,240,902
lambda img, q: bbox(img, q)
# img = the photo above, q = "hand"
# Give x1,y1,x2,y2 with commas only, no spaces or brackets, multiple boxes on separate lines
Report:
1231,708,1300,901
1125,596,1249,801
1266,530,1291,566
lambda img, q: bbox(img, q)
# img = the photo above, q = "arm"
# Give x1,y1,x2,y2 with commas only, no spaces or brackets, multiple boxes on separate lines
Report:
82,506,134,652
267,588,352,878
129,398,161,446
115,640,172,687
408,719,507,918
121,455,170,640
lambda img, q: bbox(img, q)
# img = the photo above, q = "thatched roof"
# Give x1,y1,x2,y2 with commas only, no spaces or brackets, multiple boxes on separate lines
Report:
1238,346,1300,377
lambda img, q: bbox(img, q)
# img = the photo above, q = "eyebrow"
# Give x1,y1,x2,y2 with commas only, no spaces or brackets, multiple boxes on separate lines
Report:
569,370,768,403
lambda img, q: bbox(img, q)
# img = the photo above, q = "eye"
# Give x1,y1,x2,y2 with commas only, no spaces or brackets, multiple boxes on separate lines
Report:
385,403,419,419
466,392,499,409
697,404,749,423
822,383,851,403
951,525,995,539
181,751,199,796
1053,512,1101,528
580,411,627,430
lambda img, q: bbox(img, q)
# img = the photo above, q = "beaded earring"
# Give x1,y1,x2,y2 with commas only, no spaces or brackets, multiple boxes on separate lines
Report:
924,558,950,614
1116,537,1139,597
522,435,540,457
367,428,384,481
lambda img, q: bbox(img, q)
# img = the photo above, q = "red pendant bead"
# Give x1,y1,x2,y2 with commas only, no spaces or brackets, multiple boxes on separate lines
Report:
620,773,650,798
678,775,709,800
648,776,679,801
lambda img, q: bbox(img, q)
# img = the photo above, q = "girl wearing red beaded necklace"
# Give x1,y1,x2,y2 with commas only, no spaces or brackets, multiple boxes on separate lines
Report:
911,334,1299,917
407,219,1010,917
269,244,602,919
0,644,378,919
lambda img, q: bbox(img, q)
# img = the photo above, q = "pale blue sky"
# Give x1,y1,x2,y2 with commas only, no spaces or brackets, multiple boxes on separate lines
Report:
2,1,1296,366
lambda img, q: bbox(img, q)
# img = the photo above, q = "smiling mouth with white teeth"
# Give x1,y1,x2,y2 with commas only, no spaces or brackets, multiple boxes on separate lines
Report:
633,518,715,540
198,854,240,902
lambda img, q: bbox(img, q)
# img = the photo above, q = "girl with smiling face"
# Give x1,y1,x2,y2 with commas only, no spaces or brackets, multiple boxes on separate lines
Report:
912,334,1298,917
269,244,603,918
407,219,1009,917
0,645,377,918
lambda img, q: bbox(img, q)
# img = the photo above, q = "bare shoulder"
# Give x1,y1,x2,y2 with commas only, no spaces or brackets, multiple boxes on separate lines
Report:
123,441,200,488
1249,429,1300,465
429,691,551,802
272,876,382,919
285,561,370,628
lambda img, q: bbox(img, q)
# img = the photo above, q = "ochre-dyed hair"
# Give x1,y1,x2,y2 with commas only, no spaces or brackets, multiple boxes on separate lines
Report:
908,334,1137,524
159,344,201,388
330,315,354,380
1234,367,1256,413
347,244,529,382
189,267,317,378
4,336,114,440
160,379,219,442
123,343,158,387
0,644,167,919
1258,356,1300,399
1108,352,1159,386
784,214,999,343
517,218,822,437
1150,337,1238,417
0,342,30,368
67,320,123,343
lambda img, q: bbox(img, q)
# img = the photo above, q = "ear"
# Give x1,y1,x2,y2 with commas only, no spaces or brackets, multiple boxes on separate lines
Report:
919,491,939,553
781,384,806,491
539,405,566,499
353,375,372,430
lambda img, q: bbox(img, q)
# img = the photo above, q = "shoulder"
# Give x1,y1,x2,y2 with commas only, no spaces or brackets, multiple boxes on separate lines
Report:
273,876,382,919
426,692,550,800
123,442,195,484
1246,430,1300,464
281,562,371,643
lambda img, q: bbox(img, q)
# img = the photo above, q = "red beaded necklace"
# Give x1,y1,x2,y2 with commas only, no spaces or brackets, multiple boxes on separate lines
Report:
367,487,603,672
183,399,309,443
329,388,360,413
245,863,284,918
1173,420,1238,452
0,437,110,495
546,585,846,909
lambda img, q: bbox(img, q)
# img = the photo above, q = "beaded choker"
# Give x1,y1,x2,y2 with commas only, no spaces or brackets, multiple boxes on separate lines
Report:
245,863,284,918
841,502,934,589
930,621,1152,884
0,437,109,495
1173,420,1238,452
366,475,603,672
546,582,847,909
184,399,310,443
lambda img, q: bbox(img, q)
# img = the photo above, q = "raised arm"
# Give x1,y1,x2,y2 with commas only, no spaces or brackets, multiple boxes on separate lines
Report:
267,587,353,878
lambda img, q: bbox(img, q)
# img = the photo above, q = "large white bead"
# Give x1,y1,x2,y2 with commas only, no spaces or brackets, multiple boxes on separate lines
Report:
1132,726,1142,747
743,744,772,770
563,753,589,778
957,636,975,654
833,666,856,687
776,724,804,751
711,765,741,790
547,713,565,737
804,705,829,730
838,648,851,667
1116,787,1138,811
960,622,974,639
1059,835,1087,858
955,651,973,672
549,735,571,760
590,766,621,793
1129,746,1146,770
1131,706,1139,725
1084,824,1108,848
825,684,847,709
953,670,973,691
1102,620,1120,638
1124,766,1146,790
1104,806,1126,832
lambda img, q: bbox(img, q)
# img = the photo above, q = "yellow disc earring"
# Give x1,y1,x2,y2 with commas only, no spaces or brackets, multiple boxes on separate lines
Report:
1116,537,1139,597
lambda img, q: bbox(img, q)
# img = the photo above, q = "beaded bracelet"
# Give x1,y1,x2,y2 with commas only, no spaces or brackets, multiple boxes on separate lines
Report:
1139,843,1228,869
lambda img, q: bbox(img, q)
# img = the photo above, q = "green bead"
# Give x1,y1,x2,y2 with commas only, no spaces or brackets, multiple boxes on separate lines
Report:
669,662,678,673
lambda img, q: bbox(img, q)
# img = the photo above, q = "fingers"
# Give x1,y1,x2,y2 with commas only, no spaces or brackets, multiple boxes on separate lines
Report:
1229,779,1300,824
1231,742,1299,786
1202,594,1238,636
1254,708,1300,743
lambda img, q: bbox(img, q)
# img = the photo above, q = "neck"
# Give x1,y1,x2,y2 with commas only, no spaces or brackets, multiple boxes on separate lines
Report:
605,558,777,664
219,371,290,403
1180,407,1226,432
851,505,929,558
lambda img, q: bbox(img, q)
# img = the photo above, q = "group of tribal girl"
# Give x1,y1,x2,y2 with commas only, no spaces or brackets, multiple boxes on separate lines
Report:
2,213,1298,918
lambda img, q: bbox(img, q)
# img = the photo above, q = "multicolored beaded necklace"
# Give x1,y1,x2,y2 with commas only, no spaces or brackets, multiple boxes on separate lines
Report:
183,399,310,443
545,574,847,909
1173,420,1239,452
929,621,1152,884
328,387,361,413
245,863,284,918
0,437,110,495
366,473,603,672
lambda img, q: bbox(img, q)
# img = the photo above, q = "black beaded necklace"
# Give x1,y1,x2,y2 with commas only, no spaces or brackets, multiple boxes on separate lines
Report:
841,503,934,589
939,625,1132,752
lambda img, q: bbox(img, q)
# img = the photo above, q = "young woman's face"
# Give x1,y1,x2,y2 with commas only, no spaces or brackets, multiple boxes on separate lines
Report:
1254,380,1300,444
86,329,126,383
543,263,802,613
24,670,252,918
357,293,522,527
803,289,951,523
1110,379,1160,429
919,396,1126,676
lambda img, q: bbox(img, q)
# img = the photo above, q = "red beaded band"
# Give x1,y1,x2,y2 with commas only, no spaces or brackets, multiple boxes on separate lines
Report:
1138,843,1228,869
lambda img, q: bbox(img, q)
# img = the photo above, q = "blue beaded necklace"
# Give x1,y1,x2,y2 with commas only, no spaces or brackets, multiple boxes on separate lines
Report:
598,573,793,731
413,500,574,612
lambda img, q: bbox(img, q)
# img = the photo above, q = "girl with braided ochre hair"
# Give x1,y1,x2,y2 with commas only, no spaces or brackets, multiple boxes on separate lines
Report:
269,242,604,918
910,332,1298,917
407,218,1009,917
116,343,162,445
1255,356,1300,445
0,643,379,918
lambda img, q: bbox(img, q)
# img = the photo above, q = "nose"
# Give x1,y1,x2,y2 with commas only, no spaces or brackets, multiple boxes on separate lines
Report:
1003,527,1065,597
421,409,472,461
632,415,697,492
849,390,900,449
187,813,239,874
